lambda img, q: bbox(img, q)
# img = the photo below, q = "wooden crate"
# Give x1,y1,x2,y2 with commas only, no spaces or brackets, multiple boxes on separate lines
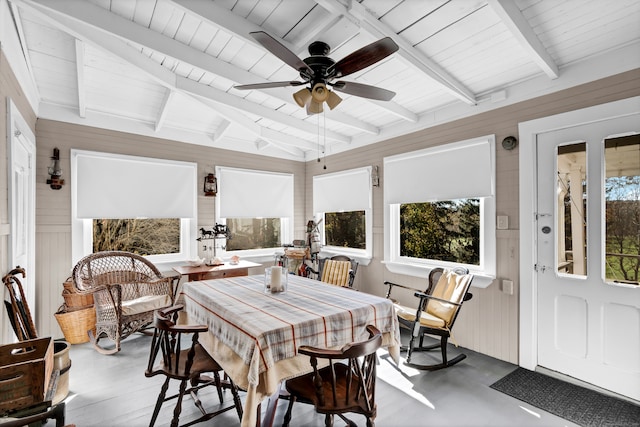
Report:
0,337,54,414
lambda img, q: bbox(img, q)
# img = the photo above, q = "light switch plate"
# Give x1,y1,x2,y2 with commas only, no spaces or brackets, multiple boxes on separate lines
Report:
497,215,509,230
502,279,514,295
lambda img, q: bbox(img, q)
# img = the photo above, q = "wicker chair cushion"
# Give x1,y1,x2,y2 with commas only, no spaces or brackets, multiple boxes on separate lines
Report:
121,294,172,316
320,260,351,287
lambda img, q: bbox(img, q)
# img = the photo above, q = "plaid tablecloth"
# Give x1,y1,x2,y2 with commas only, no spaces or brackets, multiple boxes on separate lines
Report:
181,274,400,387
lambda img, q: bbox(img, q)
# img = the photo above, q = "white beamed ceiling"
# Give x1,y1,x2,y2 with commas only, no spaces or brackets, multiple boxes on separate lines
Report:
7,0,640,161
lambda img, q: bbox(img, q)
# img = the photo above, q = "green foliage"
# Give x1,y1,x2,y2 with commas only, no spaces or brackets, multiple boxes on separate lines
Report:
400,199,480,265
325,211,366,249
226,218,281,250
93,218,180,255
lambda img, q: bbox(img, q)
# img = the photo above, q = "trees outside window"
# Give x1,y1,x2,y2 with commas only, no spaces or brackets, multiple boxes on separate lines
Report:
93,218,180,255
225,218,281,251
400,199,480,265
324,211,366,249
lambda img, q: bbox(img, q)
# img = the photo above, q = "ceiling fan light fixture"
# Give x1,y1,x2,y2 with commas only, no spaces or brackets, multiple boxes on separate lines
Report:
308,100,323,114
293,88,312,108
326,90,342,110
311,83,329,103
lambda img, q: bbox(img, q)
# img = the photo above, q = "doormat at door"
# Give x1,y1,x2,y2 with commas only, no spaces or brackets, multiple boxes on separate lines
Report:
490,368,640,426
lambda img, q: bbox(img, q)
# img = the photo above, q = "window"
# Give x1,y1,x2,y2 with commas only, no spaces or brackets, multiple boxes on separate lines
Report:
216,166,293,256
93,218,181,255
604,134,640,285
325,211,366,249
383,136,496,283
400,199,480,264
313,167,372,259
225,218,281,251
71,150,197,265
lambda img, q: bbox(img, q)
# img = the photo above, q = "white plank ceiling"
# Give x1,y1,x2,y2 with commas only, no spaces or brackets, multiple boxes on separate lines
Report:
8,0,640,161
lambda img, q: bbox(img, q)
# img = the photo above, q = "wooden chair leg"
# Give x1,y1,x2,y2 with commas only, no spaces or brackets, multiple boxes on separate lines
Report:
149,378,170,427
170,379,188,427
282,395,296,427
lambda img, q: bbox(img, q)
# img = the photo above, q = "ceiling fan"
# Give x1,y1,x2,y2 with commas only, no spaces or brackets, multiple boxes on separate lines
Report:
234,31,400,114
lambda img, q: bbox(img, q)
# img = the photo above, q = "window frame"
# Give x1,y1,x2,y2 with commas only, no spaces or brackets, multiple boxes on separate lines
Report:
71,150,197,266
215,166,294,259
383,136,496,286
313,166,373,262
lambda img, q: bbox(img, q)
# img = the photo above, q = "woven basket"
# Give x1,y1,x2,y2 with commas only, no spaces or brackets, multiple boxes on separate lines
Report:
62,277,94,311
62,288,94,311
54,305,96,344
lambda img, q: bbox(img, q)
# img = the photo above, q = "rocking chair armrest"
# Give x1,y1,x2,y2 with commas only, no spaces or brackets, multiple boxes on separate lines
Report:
412,291,463,307
383,280,422,299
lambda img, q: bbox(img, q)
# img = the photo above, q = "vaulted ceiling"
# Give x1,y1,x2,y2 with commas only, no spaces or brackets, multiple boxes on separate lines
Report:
8,0,640,161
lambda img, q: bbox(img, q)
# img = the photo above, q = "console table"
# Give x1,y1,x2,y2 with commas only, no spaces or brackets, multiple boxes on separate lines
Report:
172,260,261,282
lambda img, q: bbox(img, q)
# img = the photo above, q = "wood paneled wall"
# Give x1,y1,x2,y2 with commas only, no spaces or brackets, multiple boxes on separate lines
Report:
34,121,306,338
306,69,640,363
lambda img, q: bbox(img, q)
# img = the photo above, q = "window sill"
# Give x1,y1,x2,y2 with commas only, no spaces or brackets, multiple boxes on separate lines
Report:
382,261,495,288
319,248,372,266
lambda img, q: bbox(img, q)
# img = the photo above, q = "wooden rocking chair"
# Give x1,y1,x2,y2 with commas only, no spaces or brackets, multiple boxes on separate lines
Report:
384,267,474,370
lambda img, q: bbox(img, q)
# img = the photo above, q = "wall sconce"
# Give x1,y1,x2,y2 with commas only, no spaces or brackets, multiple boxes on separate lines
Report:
203,173,217,196
46,147,64,190
372,165,380,187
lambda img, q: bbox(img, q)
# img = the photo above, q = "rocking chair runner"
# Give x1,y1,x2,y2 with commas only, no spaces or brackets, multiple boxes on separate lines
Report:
384,267,474,370
145,305,243,427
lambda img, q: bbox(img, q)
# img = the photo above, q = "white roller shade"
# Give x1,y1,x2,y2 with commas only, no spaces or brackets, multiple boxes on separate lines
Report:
73,150,197,219
217,166,293,218
313,166,372,213
384,136,495,204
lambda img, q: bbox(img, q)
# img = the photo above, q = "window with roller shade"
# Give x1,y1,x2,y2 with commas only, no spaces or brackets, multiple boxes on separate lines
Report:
313,167,372,258
71,149,197,264
216,166,293,255
383,135,496,278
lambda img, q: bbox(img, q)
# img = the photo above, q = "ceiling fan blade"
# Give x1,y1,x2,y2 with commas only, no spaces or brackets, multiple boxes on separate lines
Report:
332,81,396,101
328,37,399,78
234,81,305,90
250,31,314,77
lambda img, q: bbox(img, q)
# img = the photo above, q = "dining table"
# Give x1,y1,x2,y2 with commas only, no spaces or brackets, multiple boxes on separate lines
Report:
179,273,401,427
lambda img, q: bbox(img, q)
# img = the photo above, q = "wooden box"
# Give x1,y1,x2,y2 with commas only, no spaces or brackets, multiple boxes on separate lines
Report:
0,337,54,414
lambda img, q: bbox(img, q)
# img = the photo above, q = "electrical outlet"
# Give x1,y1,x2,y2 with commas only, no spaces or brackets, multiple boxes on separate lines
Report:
497,215,509,230
502,279,514,295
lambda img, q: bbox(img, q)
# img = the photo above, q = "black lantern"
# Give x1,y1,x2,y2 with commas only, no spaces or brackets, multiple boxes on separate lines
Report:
203,173,217,196
46,147,64,190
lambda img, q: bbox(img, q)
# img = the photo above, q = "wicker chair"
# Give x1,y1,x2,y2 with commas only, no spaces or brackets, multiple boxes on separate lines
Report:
72,251,176,354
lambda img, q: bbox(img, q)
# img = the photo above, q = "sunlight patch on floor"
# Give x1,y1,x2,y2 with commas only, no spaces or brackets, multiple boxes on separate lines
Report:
376,352,435,409
519,405,541,418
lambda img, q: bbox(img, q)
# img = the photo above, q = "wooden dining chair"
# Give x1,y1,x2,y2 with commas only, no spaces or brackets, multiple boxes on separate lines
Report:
282,325,382,427
145,305,243,427
305,255,359,288
384,267,474,370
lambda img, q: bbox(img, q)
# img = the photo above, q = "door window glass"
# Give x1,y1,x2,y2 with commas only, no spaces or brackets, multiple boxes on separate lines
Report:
557,143,587,276
604,134,640,285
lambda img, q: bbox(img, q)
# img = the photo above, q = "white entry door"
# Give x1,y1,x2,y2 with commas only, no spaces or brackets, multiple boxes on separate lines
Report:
536,112,640,401
7,101,36,324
